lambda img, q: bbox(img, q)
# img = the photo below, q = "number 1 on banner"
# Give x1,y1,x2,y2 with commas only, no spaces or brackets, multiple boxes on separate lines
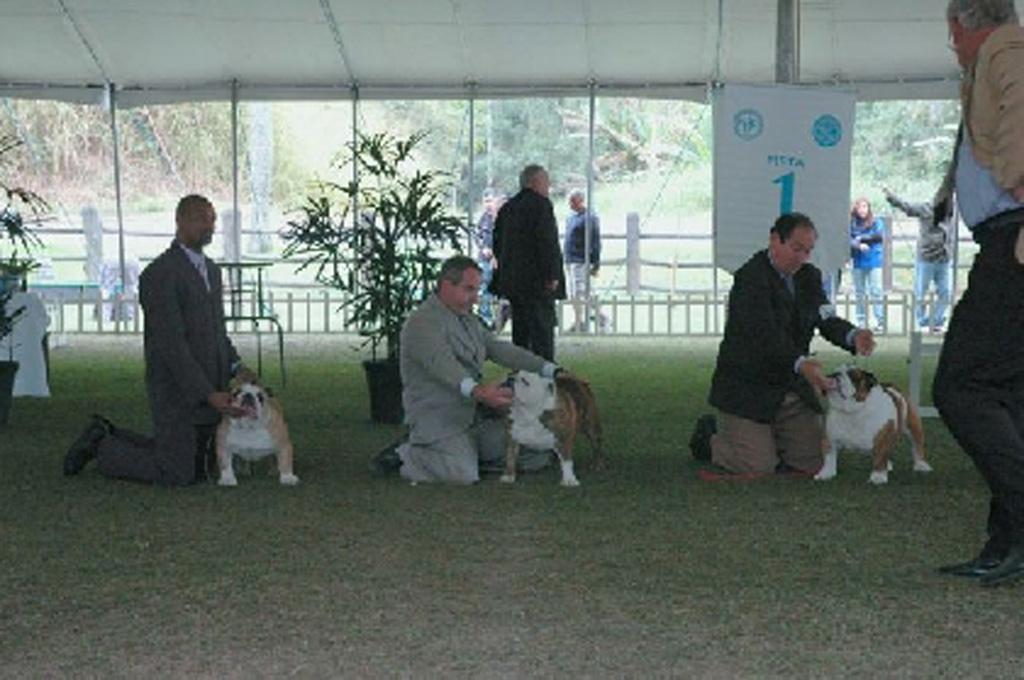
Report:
773,171,795,215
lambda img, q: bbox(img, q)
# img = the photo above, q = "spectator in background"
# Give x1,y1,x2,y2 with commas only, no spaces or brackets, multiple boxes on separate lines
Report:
490,164,566,361
473,189,508,331
884,179,954,333
564,189,609,333
849,197,886,332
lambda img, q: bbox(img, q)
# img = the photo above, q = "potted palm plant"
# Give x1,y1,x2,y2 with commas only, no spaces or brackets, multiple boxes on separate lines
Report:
283,130,467,423
1,135,46,425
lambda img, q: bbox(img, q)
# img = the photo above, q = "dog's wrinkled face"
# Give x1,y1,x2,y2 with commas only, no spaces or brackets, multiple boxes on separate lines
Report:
827,365,878,412
512,371,556,416
230,381,268,422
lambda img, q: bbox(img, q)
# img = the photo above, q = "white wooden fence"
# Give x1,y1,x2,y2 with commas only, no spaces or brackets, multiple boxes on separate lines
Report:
38,289,945,338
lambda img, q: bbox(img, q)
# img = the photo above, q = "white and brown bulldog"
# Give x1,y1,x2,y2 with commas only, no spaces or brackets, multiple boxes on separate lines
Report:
215,379,298,486
815,366,932,485
501,371,604,487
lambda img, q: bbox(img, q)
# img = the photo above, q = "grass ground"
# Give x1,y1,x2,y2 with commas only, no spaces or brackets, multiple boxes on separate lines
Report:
1,335,1021,678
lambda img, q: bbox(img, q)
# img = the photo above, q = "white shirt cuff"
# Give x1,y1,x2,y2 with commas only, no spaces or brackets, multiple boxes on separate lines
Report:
541,362,558,378
794,355,809,374
845,329,860,347
460,377,478,399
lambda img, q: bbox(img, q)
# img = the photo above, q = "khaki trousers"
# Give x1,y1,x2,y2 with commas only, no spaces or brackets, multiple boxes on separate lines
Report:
711,393,824,474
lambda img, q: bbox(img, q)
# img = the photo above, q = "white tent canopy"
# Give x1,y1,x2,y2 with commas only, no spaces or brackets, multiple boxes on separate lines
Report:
0,0,960,105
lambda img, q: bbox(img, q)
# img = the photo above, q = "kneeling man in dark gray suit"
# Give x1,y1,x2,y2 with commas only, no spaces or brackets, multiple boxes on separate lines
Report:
398,255,559,484
64,194,251,485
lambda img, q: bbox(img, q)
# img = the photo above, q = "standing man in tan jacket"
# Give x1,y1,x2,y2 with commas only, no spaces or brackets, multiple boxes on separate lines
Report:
934,0,1024,586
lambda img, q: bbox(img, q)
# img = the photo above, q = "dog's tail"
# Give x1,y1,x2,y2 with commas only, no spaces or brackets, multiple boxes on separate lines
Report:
555,373,605,469
882,384,928,464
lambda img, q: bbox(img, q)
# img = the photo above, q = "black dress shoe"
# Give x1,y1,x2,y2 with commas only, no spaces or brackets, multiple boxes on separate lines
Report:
689,414,717,462
368,441,404,476
937,555,1004,578
63,415,111,476
980,547,1024,587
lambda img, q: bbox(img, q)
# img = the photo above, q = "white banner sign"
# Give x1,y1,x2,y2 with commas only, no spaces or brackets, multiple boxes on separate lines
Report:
713,84,855,275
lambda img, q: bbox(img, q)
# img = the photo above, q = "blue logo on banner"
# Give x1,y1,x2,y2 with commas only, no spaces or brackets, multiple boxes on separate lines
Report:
812,114,842,147
733,108,764,141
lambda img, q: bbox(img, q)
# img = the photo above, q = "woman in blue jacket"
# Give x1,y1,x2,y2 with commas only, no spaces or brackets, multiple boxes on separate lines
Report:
849,197,885,331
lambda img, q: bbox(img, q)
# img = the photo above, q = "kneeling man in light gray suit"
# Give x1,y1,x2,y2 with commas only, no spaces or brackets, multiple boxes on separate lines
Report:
399,255,559,484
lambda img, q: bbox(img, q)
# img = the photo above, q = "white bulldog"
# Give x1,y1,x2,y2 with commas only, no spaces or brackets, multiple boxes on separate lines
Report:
501,370,604,487
215,379,298,486
816,366,932,485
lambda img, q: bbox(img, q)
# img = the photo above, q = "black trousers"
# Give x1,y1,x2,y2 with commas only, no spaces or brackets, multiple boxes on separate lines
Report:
509,297,556,361
95,420,217,486
933,214,1024,556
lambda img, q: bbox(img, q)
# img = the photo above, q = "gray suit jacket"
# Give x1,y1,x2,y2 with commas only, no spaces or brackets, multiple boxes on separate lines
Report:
400,294,549,445
94,241,240,486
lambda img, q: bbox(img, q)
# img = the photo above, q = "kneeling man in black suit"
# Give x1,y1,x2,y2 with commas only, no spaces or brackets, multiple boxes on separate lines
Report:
691,212,875,474
63,194,251,485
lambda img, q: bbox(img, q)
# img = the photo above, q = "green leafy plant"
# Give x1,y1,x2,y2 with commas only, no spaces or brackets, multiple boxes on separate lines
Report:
1,135,47,345
282,131,467,362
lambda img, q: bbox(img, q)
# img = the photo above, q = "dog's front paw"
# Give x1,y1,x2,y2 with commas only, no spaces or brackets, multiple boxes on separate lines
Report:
814,467,836,481
560,475,580,487
868,470,889,485
279,473,299,486
218,472,238,487
499,473,516,484
913,460,933,473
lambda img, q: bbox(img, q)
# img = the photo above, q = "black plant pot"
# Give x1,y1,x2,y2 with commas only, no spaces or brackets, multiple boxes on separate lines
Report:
0,360,18,426
362,358,403,424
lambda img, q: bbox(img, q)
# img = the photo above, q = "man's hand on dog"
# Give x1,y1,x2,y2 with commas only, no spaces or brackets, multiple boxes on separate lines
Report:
798,359,835,396
472,382,514,410
208,391,250,418
853,329,876,356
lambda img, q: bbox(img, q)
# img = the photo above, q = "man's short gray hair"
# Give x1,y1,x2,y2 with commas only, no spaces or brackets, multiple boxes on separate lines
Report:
568,189,585,202
519,164,547,190
436,255,480,290
947,0,1018,30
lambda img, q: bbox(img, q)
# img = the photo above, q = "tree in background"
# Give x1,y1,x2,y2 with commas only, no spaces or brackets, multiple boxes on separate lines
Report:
852,100,959,206
0,96,961,228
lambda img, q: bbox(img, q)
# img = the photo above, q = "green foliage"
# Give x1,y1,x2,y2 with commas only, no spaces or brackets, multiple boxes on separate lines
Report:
1,134,47,343
0,96,962,241
282,131,467,361
851,100,960,209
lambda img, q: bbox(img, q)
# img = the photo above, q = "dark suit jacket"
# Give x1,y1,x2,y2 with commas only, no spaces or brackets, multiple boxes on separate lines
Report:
709,250,856,423
138,241,238,482
490,188,566,301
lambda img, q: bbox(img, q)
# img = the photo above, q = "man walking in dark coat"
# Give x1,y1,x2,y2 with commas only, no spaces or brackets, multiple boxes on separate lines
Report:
692,213,875,474
64,194,250,485
490,164,566,361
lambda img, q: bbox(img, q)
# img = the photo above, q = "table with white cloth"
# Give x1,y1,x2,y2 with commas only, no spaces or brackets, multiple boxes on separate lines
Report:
0,291,51,397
